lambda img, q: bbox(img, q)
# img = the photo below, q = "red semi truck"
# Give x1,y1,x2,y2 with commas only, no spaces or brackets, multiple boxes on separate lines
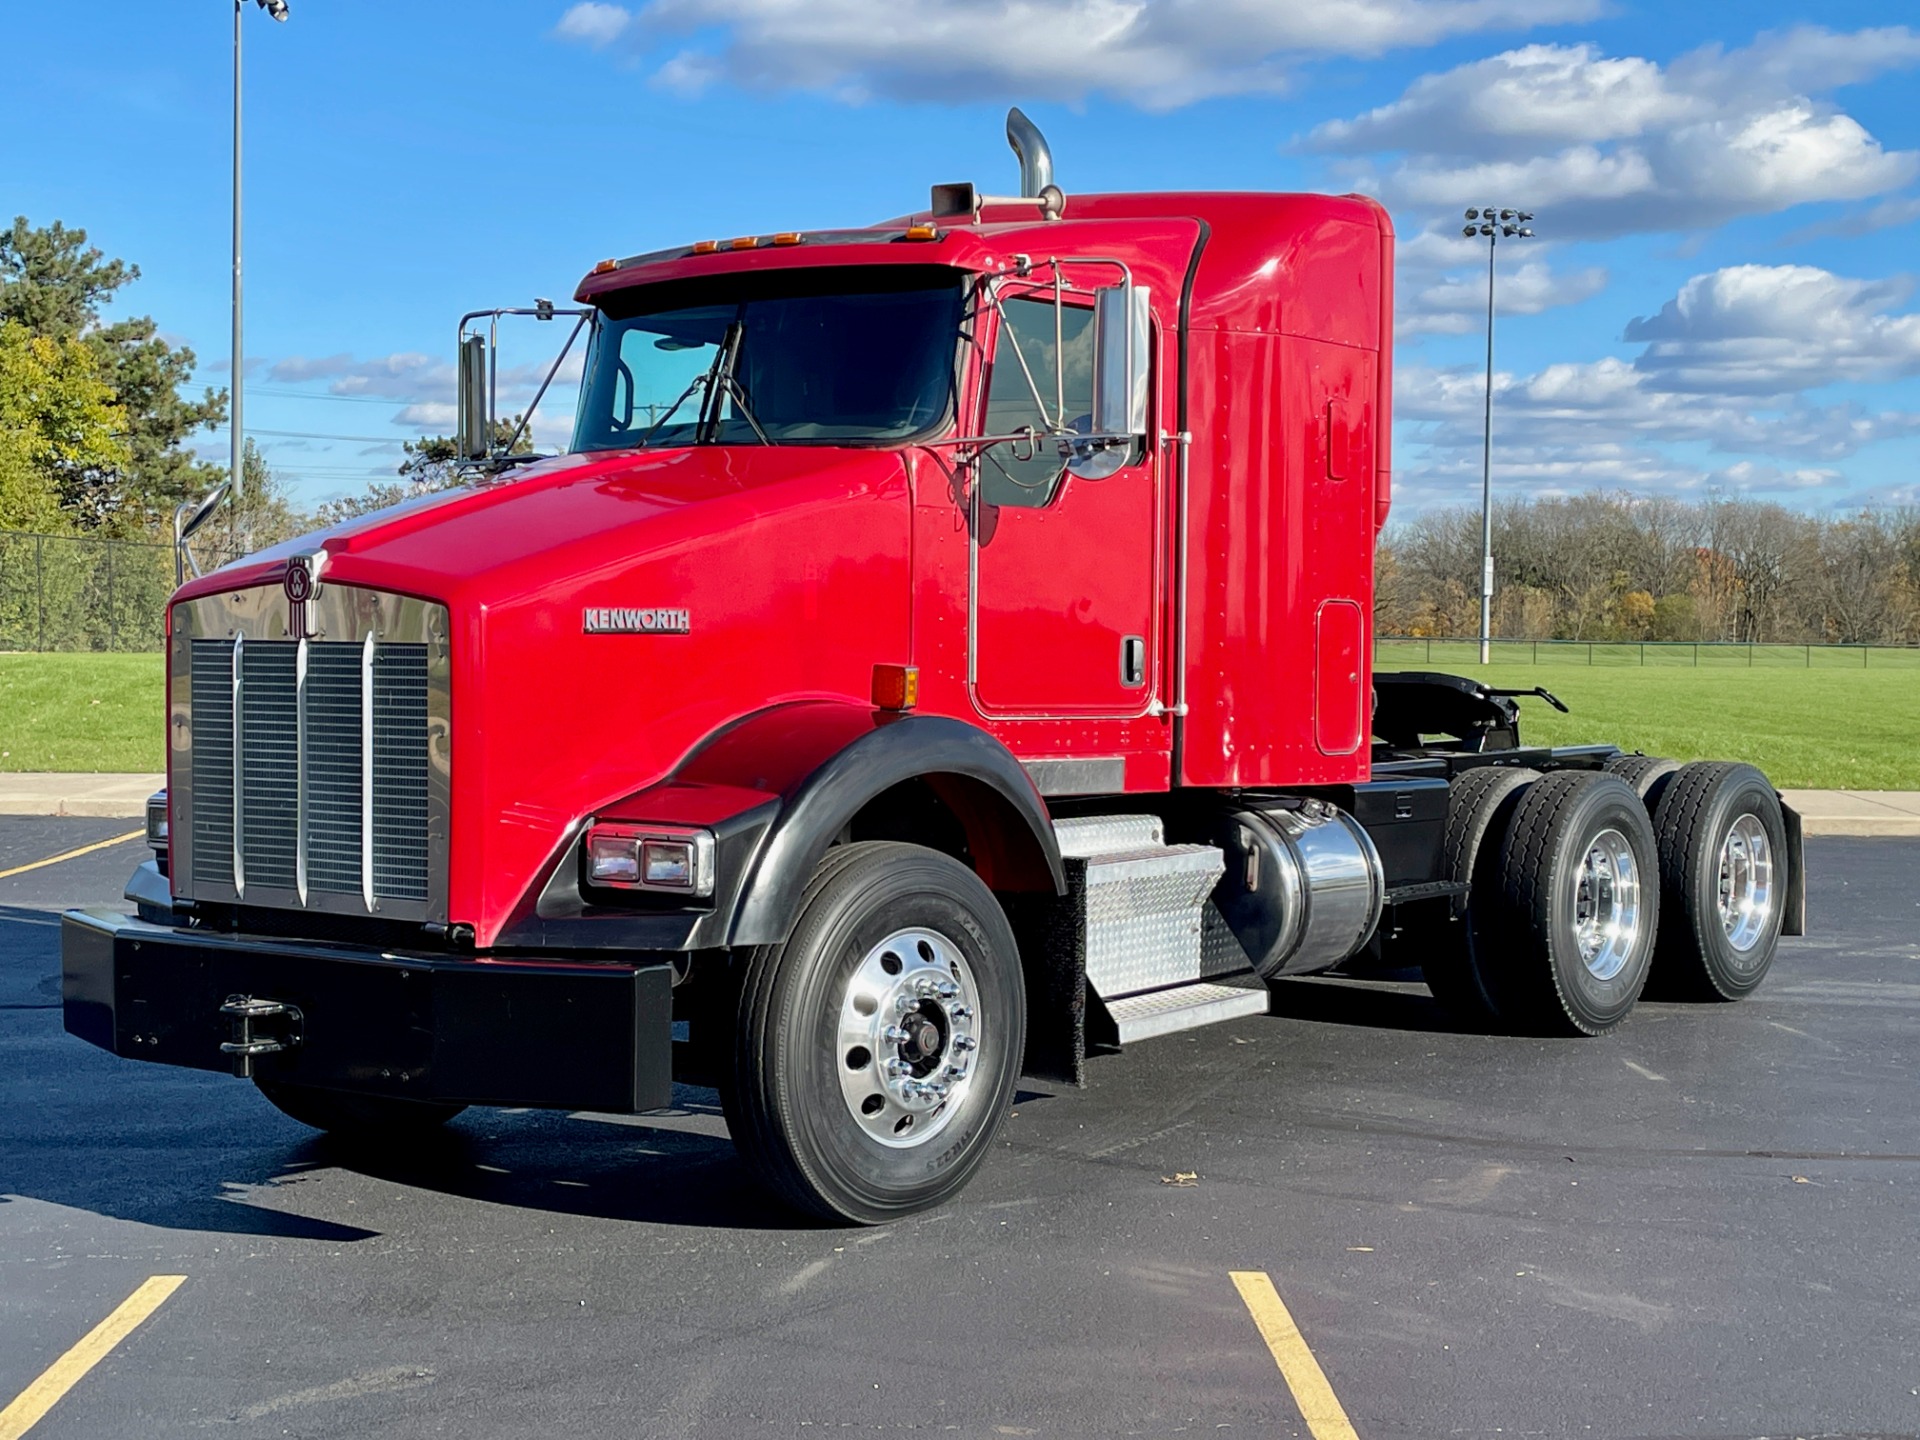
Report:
64,111,1803,1222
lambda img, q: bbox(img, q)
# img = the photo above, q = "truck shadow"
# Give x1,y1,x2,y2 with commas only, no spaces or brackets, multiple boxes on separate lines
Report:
1264,972,1512,1036
0,903,825,1243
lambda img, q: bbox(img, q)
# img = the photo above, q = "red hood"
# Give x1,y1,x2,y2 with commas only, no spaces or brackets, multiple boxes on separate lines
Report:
182,445,910,609
173,444,917,946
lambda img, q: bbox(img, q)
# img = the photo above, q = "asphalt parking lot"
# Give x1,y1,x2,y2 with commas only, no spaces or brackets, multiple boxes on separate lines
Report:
3,817,1918,1439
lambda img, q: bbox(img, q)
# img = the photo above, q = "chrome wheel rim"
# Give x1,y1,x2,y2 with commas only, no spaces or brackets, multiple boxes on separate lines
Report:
1718,813,1776,955
836,927,981,1149
1573,828,1643,982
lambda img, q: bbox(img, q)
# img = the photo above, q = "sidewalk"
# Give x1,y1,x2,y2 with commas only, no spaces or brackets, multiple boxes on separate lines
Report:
0,773,164,819
1777,789,1920,838
1,772,1915,836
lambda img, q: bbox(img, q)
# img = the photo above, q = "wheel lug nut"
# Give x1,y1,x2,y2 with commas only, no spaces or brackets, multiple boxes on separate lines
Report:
935,979,958,999
953,1035,977,1053
884,1025,911,1044
948,1005,972,1020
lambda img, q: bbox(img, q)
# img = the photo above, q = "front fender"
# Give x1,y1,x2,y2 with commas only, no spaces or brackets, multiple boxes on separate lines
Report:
718,709,1066,947
498,702,1064,952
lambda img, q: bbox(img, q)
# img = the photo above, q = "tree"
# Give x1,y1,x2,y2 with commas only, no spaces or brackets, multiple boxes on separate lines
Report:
0,217,228,531
0,322,129,531
313,418,531,526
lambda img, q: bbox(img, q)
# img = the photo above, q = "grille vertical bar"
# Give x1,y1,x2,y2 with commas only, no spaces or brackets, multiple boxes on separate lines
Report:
189,639,235,888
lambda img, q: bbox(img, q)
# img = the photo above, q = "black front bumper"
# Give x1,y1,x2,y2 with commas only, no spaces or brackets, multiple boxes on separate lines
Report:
62,910,675,1113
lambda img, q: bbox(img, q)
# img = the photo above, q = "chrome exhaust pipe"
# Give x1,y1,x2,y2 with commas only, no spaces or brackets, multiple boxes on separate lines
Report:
1005,107,1053,199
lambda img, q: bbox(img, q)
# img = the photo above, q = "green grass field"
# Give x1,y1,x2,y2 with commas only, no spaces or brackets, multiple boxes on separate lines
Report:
0,654,166,773
1486,664,1920,790
1,652,1915,788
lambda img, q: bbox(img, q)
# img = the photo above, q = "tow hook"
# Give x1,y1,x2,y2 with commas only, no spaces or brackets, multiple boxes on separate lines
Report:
218,995,303,1077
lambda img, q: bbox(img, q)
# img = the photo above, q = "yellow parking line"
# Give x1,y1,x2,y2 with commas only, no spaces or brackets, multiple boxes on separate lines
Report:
0,830,145,882
1230,1270,1361,1440
0,1276,186,1440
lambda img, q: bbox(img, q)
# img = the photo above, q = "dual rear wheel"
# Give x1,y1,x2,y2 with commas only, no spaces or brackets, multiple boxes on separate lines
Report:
1423,759,1787,1035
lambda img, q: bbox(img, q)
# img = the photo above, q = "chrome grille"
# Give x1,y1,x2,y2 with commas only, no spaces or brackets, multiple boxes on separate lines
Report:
304,641,365,895
175,582,448,922
188,640,235,886
371,645,430,902
239,642,299,891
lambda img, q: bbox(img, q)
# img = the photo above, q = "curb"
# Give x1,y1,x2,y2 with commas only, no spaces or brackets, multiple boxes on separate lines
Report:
0,774,164,820
1,779,1916,834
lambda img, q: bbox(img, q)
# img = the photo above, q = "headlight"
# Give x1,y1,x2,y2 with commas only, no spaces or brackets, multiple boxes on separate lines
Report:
584,823,715,897
145,790,169,849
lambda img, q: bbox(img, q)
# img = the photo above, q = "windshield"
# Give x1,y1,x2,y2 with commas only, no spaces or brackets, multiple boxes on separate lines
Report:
572,266,965,452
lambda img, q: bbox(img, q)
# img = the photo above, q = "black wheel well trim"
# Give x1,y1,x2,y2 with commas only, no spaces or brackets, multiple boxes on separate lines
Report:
726,714,1066,948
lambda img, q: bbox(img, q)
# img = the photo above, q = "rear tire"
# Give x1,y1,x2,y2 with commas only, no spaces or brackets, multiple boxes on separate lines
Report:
1650,762,1787,1001
1421,766,1538,1026
1495,771,1660,1036
1604,753,1680,808
255,1080,466,1139
723,842,1026,1224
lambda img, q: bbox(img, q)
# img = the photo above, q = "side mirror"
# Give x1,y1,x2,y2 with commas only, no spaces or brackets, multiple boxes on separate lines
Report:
173,479,231,585
456,333,490,460
1090,282,1150,439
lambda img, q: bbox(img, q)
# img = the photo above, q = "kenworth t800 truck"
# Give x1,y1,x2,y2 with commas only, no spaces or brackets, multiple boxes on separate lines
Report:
64,111,1803,1222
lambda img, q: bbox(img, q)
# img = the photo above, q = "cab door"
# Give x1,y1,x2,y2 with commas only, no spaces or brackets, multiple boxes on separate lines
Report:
969,293,1158,717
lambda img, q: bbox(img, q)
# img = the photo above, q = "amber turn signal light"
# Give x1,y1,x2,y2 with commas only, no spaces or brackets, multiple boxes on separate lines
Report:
872,664,919,711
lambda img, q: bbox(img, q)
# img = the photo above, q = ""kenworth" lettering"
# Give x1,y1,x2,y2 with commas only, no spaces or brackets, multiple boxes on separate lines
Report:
583,607,691,635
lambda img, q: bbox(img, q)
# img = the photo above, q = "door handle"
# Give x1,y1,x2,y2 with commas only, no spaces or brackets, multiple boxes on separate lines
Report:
1120,635,1146,688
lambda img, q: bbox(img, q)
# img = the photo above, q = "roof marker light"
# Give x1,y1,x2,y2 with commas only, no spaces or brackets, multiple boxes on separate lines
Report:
772,232,803,246
903,224,939,241
692,239,720,254
592,258,618,274
727,236,759,250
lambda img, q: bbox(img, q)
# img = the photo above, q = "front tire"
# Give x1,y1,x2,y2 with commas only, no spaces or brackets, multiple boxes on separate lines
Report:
1495,771,1660,1036
1650,762,1787,1000
724,842,1027,1224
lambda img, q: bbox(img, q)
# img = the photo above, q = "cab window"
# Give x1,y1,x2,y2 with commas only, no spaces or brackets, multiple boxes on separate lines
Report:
980,296,1094,509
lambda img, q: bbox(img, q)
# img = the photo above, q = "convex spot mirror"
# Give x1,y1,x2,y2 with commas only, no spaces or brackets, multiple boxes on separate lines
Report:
1070,282,1150,479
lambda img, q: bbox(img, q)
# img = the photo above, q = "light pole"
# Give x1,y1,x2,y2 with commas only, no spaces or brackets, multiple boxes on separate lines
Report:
233,0,289,508
1462,206,1532,666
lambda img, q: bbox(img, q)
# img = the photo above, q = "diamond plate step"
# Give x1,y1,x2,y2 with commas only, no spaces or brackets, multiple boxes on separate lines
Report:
1054,813,1165,859
1079,844,1225,997
1105,981,1271,1043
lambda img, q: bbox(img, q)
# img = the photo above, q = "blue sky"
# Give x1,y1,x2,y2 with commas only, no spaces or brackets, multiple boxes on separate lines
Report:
4,0,1917,514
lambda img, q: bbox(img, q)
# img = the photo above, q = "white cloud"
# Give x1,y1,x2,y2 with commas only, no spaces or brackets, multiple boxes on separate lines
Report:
268,352,453,402
554,3,632,47
1310,28,1920,240
1779,194,1920,246
1623,265,1920,395
1392,262,1920,504
555,0,1605,108
1399,257,1609,335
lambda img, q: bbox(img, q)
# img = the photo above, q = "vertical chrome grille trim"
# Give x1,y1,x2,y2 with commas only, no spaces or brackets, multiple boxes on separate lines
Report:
361,629,376,913
232,633,245,898
295,636,309,905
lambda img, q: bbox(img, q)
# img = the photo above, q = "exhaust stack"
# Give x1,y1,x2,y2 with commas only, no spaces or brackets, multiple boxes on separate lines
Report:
928,107,1065,221
1006,107,1053,199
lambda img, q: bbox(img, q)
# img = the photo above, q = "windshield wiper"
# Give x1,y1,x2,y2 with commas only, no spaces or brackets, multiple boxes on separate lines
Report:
696,321,769,446
636,363,715,448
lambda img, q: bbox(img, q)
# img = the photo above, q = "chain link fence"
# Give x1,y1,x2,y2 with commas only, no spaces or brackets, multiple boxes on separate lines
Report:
0,530,176,652
1377,636,1920,670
